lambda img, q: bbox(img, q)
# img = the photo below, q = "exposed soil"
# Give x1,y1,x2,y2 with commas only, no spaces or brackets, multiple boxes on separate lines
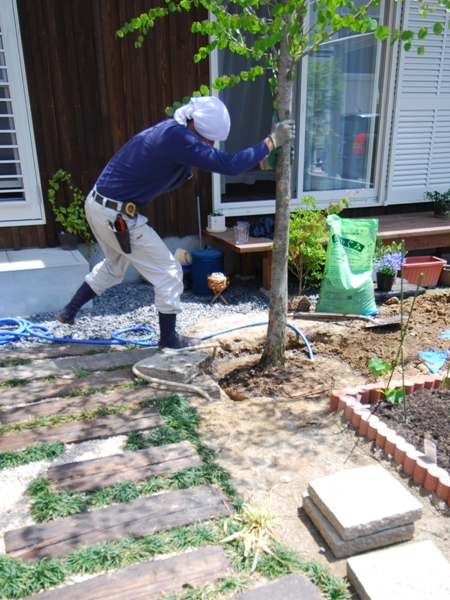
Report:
373,389,450,471
188,288,450,582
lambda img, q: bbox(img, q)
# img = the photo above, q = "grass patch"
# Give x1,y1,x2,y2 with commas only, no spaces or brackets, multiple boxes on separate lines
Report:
39,375,59,383
73,368,90,378
0,442,65,470
0,378,30,389
0,402,139,436
0,358,31,368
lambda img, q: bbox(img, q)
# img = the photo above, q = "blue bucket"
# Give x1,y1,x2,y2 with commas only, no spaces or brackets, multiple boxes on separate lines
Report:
191,246,224,296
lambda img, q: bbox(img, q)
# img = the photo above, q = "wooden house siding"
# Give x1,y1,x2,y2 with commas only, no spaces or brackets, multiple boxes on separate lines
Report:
0,0,209,250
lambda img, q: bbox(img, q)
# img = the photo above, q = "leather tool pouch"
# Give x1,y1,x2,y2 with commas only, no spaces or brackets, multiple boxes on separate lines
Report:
113,215,132,254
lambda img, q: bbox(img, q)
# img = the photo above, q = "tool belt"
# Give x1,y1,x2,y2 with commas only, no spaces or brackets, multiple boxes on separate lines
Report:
94,191,137,218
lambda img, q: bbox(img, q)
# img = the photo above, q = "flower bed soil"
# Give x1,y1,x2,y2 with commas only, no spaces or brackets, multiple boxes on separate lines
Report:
372,389,450,471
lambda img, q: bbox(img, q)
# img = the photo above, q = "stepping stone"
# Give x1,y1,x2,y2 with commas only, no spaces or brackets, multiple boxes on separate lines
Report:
133,351,212,384
48,441,203,492
347,540,450,600
5,484,232,560
307,465,422,540
0,406,164,452
235,573,322,599
303,493,415,559
22,545,232,599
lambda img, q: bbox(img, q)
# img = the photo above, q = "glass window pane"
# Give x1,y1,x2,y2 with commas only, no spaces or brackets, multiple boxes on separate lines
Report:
304,4,381,191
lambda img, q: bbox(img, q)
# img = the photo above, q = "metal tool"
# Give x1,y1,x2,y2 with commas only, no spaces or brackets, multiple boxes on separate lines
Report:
290,312,404,328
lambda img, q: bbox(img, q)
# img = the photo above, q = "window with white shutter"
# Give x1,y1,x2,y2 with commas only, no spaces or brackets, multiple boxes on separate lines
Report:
386,0,450,203
0,0,43,226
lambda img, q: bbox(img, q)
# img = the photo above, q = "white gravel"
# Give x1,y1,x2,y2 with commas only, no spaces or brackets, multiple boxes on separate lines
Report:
0,278,279,351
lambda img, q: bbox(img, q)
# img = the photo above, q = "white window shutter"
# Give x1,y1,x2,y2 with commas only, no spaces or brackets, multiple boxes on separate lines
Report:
0,0,43,227
386,0,450,203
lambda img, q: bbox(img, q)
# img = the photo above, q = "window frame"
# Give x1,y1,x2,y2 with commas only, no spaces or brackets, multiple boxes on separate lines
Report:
0,0,43,227
210,0,392,216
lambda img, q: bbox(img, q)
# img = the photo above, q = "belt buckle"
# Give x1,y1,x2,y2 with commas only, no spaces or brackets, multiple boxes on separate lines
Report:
124,202,136,218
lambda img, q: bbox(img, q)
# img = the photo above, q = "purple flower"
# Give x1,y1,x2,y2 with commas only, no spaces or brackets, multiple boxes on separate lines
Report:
374,251,403,276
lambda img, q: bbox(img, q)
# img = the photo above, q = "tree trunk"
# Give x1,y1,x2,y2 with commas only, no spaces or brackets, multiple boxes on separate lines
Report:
259,35,294,369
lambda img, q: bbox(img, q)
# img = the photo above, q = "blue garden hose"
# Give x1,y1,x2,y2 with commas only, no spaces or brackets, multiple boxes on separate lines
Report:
0,317,314,359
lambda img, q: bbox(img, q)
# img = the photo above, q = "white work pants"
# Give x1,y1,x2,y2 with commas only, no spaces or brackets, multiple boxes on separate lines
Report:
84,190,183,314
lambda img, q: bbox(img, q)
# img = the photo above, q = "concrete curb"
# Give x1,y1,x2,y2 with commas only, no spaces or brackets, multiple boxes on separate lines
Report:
329,375,450,506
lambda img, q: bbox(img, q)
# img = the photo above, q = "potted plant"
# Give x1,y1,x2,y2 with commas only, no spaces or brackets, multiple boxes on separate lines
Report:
207,209,226,232
48,169,94,250
424,188,450,218
373,240,404,292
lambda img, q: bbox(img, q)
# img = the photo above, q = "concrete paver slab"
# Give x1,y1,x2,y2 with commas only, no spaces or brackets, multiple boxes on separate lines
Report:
302,493,415,559
347,540,450,600
307,465,422,540
133,352,212,384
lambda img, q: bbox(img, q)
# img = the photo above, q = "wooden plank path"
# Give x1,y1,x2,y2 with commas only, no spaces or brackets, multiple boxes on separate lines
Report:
0,346,158,383
0,368,135,407
0,385,153,425
235,573,323,599
5,485,232,560
0,343,240,597
0,406,164,452
47,441,203,492
21,546,232,600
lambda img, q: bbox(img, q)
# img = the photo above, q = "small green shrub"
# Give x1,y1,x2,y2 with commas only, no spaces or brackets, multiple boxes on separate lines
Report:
288,195,349,294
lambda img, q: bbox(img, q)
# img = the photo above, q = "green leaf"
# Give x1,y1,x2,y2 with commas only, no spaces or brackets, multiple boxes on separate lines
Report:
417,45,425,56
433,22,443,35
375,25,389,41
272,3,285,16
384,388,404,405
401,29,413,41
418,26,428,40
367,357,391,378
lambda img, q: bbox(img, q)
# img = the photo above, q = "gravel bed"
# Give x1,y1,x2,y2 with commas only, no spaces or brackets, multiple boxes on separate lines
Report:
1,276,319,352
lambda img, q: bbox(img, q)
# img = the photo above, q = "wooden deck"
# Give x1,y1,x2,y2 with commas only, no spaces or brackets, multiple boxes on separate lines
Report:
204,212,450,290
376,212,450,251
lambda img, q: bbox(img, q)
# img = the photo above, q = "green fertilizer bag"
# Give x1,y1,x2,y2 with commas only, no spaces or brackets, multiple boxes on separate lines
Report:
315,214,378,315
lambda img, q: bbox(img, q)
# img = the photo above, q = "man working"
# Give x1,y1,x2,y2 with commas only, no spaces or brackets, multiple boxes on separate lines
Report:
56,96,295,349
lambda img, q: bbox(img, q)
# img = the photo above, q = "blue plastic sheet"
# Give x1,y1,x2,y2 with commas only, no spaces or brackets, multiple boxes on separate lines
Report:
440,329,450,339
418,348,447,373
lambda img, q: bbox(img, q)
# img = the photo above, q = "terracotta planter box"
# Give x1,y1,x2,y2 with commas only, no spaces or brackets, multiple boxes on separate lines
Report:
401,256,447,287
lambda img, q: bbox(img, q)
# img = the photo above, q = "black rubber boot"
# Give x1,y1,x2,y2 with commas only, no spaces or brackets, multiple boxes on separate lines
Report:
55,282,97,325
158,312,200,350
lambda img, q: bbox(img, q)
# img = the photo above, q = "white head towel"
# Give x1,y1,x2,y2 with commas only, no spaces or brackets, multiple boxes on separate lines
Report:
174,96,230,142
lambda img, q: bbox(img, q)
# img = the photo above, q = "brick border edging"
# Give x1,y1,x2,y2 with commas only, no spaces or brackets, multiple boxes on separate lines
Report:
329,375,450,507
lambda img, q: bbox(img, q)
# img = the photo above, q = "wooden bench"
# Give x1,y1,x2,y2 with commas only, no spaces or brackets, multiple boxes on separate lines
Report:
204,212,450,290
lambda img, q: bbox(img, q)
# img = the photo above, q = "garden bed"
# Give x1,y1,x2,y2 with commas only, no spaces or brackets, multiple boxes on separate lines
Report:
372,389,450,471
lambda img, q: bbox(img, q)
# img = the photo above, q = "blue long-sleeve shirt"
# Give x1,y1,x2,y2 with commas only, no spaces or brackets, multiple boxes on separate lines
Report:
96,119,269,208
